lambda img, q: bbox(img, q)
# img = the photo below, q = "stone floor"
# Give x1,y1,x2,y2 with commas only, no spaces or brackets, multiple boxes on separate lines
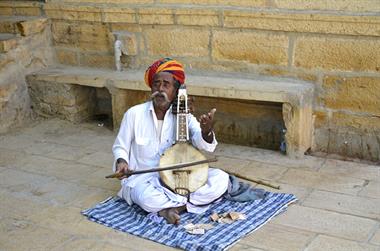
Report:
0,118,379,251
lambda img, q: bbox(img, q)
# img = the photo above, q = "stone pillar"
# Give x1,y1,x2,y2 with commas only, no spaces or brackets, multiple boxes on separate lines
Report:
108,86,149,131
282,102,313,158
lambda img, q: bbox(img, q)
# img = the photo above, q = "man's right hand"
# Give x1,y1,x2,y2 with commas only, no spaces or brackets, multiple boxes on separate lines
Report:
116,158,129,180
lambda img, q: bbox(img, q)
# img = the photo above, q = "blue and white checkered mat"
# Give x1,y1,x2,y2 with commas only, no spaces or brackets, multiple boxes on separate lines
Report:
82,192,296,251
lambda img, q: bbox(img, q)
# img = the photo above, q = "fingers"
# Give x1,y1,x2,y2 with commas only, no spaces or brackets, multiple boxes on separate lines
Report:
208,108,216,120
199,108,216,123
116,162,129,180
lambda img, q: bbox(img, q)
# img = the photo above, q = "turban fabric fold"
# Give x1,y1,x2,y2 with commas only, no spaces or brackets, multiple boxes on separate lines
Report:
144,58,185,88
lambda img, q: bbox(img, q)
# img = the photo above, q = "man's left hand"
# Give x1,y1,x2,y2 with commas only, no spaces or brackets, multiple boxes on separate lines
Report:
199,108,216,143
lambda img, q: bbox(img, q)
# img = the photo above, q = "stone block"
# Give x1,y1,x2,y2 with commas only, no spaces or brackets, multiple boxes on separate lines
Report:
370,228,380,245
279,168,365,195
79,52,114,69
111,31,138,56
52,22,111,52
306,235,379,251
322,76,380,115
273,0,380,12
157,0,267,7
313,110,328,129
303,190,380,219
321,159,380,182
331,112,380,133
138,8,174,25
45,4,102,22
109,88,149,130
145,26,210,57
110,23,142,33
56,48,78,65
258,67,318,82
0,224,71,251
0,21,17,34
0,34,18,53
103,7,136,23
224,11,380,37
175,9,219,26
294,36,380,72
240,224,315,251
17,18,48,36
359,181,380,199
0,7,12,15
14,7,41,16
272,205,377,241
27,80,97,122
212,30,289,66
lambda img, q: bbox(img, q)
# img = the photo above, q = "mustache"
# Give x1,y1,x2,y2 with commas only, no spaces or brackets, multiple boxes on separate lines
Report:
150,91,170,103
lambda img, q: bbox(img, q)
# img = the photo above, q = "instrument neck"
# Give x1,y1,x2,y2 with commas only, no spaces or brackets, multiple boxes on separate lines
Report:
176,87,189,142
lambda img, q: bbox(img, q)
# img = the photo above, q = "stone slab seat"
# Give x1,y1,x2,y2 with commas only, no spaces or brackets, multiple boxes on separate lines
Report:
27,65,314,158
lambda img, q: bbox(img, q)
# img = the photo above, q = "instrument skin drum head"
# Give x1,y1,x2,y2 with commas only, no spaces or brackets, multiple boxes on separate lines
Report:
159,143,208,195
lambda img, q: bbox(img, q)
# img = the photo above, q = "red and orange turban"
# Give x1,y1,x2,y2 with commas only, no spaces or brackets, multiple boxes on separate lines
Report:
144,58,185,88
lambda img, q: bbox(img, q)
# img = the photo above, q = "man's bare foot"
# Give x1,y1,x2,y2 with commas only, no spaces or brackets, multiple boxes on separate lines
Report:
159,208,181,224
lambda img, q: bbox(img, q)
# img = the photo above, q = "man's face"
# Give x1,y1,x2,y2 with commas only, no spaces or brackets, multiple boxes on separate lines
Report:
151,72,177,109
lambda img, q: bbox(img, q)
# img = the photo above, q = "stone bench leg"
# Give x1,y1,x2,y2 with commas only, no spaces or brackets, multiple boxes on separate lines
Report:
108,87,149,131
283,103,313,158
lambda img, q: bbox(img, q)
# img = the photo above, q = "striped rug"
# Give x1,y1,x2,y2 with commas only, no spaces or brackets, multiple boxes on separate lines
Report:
82,192,297,251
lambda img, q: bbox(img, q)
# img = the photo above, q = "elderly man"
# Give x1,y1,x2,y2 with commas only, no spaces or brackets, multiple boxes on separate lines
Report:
112,58,229,224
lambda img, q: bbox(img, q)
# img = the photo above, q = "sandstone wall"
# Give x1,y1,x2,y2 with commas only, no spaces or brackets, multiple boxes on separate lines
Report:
2,0,379,160
0,16,55,133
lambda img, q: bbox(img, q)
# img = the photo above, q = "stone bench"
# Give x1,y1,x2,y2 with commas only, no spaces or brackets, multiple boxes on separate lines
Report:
26,65,314,157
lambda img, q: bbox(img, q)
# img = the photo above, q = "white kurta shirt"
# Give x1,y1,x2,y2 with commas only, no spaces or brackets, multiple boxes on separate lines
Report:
112,101,217,202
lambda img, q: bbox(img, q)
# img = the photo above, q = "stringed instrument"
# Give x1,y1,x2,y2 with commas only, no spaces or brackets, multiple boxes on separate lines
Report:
159,86,209,196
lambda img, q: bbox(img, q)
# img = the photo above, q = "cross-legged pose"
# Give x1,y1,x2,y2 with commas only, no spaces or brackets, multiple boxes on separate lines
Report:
112,58,229,224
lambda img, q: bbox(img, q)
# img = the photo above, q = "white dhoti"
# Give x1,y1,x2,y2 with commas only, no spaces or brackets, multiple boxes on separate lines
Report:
118,168,229,214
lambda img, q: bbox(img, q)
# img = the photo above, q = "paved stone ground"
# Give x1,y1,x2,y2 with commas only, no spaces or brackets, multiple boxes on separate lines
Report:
0,118,379,251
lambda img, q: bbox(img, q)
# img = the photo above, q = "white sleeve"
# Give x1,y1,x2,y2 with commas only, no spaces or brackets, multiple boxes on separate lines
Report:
188,113,217,152
112,110,134,172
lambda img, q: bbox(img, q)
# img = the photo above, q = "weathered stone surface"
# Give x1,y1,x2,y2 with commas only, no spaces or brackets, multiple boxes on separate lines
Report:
272,205,377,241
158,0,267,7
52,22,112,52
17,17,47,36
323,129,380,162
0,224,71,251
103,7,136,23
294,36,380,72
240,224,315,251
320,159,380,182
138,8,174,25
306,235,379,251
322,76,380,115
144,26,210,57
56,48,78,65
110,31,138,56
0,6,12,16
212,30,289,66
27,79,97,122
303,190,380,219
45,3,102,22
359,181,380,199
175,9,219,26
79,52,114,68
279,169,365,195
370,228,380,245
0,33,18,52
224,11,380,37
273,0,380,12
55,238,129,251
